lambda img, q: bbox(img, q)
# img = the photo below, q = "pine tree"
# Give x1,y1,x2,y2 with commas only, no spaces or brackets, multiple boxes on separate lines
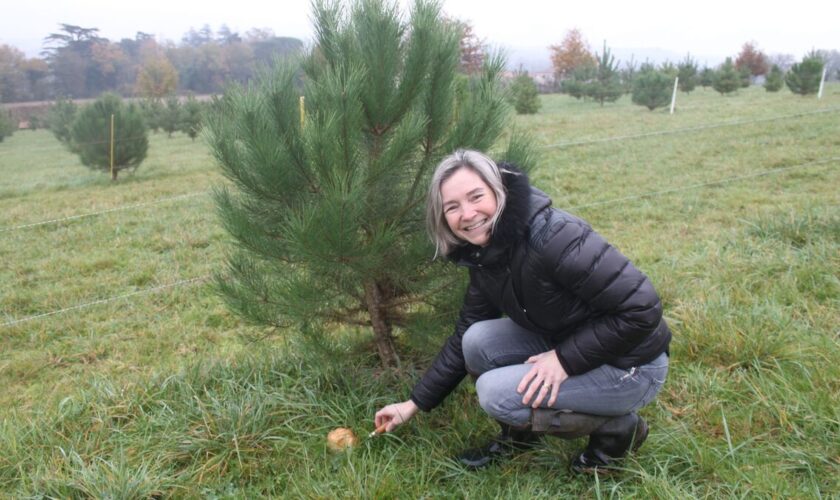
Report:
160,95,182,137
659,61,678,79
510,72,541,114
785,53,824,95
699,67,715,88
621,57,637,94
764,65,784,92
587,41,622,106
139,98,163,133
181,94,204,140
738,65,751,88
47,96,77,147
0,110,15,142
560,62,595,100
70,93,148,180
205,0,524,368
677,55,698,93
631,69,671,111
713,58,740,95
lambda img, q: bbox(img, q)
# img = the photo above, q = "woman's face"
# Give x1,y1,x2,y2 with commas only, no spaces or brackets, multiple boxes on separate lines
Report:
440,167,498,247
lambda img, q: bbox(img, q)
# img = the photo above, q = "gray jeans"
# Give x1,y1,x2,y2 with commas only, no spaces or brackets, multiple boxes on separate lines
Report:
463,318,669,428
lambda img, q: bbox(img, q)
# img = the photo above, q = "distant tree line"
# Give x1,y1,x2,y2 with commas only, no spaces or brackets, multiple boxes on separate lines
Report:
0,23,303,103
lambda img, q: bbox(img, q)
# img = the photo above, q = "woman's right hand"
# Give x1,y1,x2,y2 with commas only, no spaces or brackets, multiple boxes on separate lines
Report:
374,399,419,433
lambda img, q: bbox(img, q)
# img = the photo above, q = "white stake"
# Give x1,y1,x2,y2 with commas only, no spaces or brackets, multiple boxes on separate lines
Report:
817,67,827,99
670,77,679,114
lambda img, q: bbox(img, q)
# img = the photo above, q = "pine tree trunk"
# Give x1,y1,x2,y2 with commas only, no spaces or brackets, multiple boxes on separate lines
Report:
111,168,118,181
364,281,400,368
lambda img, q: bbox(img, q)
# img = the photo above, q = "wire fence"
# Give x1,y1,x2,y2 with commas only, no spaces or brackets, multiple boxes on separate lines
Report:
3,153,836,328
0,190,211,233
0,134,164,157
2,105,838,159
1,276,211,328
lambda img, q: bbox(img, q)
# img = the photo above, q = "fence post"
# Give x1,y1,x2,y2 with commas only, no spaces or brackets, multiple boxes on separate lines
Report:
110,113,115,181
670,77,679,115
299,96,305,129
817,67,827,99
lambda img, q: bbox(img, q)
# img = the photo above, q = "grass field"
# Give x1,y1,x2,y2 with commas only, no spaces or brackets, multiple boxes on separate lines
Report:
1,85,838,497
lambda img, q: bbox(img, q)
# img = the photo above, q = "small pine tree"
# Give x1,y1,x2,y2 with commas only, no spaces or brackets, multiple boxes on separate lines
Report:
713,58,741,95
509,73,541,114
71,93,148,180
181,94,204,140
659,61,678,79
699,67,715,88
0,110,15,143
764,65,784,92
621,58,637,94
160,95,183,137
139,99,164,133
206,0,526,368
587,41,623,106
631,69,672,111
785,53,824,95
738,65,751,88
560,62,596,100
677,55,698,93
48,97,78,147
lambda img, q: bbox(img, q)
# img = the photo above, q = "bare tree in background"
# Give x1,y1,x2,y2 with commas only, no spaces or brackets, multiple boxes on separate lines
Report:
445,17,485,74
735,41,769,77
549,28,596,80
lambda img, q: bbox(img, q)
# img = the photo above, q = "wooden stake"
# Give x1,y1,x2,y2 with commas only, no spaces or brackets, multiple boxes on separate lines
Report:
817,67,827,99
110,113,115,180
670,77,679,115
299,96,305,128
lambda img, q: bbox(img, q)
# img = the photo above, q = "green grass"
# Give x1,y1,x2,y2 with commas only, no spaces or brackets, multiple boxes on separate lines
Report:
1,85,838,497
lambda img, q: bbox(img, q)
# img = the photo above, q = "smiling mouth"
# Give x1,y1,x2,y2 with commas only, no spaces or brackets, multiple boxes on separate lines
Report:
463,219,488,232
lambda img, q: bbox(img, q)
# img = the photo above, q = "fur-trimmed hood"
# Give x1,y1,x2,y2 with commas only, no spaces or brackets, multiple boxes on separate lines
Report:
448,163,552,267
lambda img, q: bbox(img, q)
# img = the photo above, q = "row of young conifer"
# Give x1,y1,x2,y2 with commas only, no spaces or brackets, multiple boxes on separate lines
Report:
506,51,829,114
41,94,209,180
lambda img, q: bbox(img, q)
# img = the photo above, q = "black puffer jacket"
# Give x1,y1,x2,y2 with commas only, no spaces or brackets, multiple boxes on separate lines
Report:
410,165,671,412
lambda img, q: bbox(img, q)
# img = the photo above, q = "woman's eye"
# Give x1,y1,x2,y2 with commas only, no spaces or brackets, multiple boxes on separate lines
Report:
445,206,457,213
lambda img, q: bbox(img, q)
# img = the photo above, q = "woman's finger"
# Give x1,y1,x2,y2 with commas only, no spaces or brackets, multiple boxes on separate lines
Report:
517,366,538,394
531,381,552,408
548,383,560,407
521,375,543,405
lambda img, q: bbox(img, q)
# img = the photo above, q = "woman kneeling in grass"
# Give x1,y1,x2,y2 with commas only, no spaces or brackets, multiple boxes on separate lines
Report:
375,149,671,473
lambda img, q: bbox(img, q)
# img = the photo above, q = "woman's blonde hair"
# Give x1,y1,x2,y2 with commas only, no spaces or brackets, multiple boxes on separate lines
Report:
426,149,507,258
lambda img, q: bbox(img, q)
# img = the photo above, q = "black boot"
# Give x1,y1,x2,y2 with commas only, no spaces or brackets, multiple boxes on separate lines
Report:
570,413,649,474
457,421,541,470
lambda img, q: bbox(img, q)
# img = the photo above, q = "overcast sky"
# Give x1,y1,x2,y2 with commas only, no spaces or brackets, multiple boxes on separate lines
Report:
3,0,837,68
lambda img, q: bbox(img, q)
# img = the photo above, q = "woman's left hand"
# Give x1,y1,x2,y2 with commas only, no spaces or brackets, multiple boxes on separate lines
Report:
517,350,569,408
